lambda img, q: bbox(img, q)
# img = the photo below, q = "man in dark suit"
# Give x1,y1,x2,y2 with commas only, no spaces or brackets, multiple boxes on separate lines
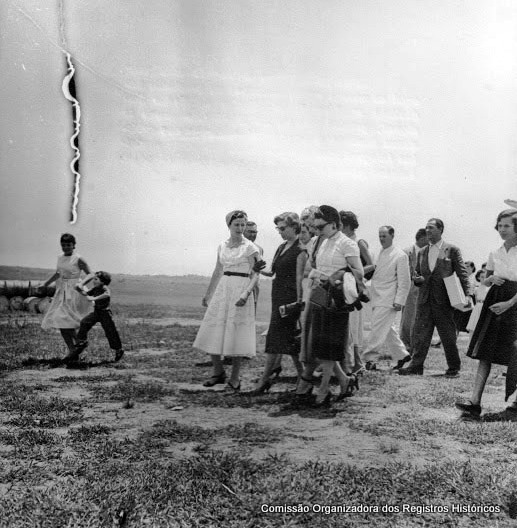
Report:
399,218,470,377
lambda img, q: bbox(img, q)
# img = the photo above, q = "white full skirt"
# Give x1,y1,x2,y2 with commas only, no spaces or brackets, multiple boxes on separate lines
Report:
193,276,256,357
41,278,91,330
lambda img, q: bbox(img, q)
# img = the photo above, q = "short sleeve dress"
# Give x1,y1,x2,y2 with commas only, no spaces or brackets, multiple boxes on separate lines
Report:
264,241,302,357
41,253,91,329
310,232,360,362
193,238,260,358
348,233,367,348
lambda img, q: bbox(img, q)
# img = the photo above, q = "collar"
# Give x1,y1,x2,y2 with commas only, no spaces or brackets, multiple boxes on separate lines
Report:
429,239,444,250
226,237,246,248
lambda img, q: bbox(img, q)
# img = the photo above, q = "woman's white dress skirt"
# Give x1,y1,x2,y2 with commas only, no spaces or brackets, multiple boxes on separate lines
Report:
193,275,256,358
41,253,91,330
193,238,259,358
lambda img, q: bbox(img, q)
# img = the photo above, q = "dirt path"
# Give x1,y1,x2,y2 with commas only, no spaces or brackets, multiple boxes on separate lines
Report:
6,348,482,469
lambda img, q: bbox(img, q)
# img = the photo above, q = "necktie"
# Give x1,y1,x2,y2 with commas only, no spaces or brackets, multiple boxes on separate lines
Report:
428,244,438,272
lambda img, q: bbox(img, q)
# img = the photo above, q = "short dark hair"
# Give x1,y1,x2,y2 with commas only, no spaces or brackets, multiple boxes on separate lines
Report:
415,228,427,241
339,211,359,230
380,225,395,236
427,218,444,232
475,269,485,282
95,271,111,285
60,233,76,245
314,205,341,230
465,261,476,273
494,209,517,231
274,212,301,234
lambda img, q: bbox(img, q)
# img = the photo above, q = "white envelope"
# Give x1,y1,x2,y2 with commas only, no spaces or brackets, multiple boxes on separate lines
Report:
443,273,470,311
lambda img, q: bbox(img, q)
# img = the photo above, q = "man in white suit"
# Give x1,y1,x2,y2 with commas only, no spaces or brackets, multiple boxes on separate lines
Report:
362,226,411,370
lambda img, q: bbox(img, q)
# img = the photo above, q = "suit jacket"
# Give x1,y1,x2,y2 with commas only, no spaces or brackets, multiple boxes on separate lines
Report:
414,241,469,306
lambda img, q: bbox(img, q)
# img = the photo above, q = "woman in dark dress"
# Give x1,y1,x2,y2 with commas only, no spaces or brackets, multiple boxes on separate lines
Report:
455,210,517,419
249,212,306,394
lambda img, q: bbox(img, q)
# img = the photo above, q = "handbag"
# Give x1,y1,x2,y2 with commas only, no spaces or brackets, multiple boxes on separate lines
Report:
309,282,354,312
309,284,332,309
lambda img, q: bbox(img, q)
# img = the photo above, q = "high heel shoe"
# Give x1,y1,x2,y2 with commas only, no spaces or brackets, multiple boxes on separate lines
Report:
296,375,314,394
247,379,272,396
336,374,359,401
270,366,282,380
226,380,241,392
312,392,332,408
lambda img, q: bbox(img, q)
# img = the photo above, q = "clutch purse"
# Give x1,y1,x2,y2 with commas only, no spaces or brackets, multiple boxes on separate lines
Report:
279,301,305,318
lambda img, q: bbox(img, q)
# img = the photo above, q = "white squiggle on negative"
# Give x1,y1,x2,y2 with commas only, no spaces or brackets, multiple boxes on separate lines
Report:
61,51,81,224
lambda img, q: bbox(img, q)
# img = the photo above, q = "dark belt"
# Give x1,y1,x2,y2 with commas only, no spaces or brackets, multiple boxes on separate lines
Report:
223,272,249,277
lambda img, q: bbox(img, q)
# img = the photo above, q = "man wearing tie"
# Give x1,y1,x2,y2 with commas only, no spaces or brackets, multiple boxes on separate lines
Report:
399,218,470,377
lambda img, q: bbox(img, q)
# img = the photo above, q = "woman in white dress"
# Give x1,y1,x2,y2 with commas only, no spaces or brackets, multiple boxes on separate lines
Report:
193,210,262,391
339,210,374,375
39,233,91,358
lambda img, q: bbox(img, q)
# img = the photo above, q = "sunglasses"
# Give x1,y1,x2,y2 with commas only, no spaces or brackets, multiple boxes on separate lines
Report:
314,222,329,231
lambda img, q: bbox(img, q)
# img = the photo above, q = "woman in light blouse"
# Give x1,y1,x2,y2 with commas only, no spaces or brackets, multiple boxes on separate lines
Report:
297,205,364,407
339,210,374,375
456,210,517,419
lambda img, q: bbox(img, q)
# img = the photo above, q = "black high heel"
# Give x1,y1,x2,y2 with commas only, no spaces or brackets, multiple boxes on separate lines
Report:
296,375,314,394
247,379,272,396
270,366,282,380
336,374,359,401
312,392,332,408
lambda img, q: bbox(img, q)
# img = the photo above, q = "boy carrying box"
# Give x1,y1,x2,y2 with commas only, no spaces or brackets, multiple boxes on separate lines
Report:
66,271,124,363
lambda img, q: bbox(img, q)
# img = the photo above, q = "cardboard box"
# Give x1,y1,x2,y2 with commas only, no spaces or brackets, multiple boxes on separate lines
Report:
443,273,470,311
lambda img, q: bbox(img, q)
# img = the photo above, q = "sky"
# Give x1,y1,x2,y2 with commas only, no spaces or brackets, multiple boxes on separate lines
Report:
1,0,516,276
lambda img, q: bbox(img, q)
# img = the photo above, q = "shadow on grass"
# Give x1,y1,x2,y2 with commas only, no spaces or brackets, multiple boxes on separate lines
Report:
21,357,120,370
177,388,348,419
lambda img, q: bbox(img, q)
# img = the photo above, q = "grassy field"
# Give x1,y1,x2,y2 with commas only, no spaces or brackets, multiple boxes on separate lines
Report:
1,269,517,526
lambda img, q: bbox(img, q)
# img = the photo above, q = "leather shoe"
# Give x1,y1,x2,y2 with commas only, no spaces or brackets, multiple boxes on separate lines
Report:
445,369,460,378
398,366,423,376
392,355,411,370
203,372,226,387
455,400,481,416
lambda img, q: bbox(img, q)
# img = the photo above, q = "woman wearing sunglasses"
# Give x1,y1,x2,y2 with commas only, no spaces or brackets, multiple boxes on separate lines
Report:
296,205,364,407
248,212,306,394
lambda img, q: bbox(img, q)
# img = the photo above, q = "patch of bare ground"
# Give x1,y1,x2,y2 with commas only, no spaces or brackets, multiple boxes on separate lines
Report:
1,346,497,471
